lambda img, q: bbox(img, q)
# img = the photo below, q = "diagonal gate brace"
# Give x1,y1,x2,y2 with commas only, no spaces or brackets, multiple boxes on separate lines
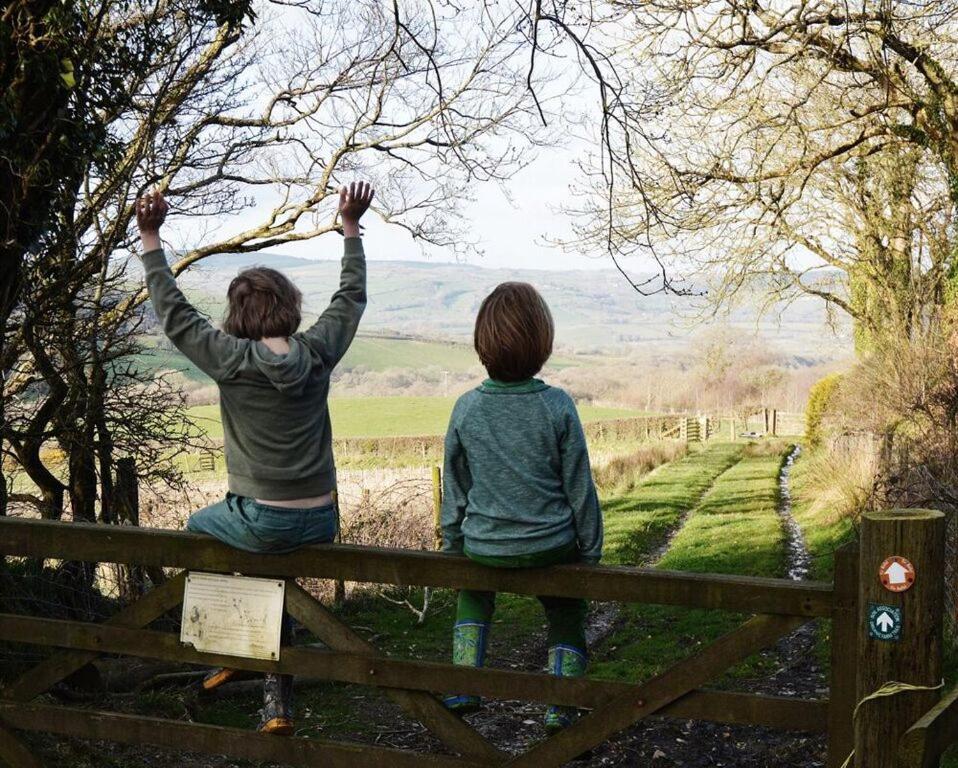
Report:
505,614,807,767
3,571,187,703
285,580,505,763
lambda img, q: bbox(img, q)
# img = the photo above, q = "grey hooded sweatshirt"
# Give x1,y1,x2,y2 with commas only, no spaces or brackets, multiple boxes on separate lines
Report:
141,238,366,499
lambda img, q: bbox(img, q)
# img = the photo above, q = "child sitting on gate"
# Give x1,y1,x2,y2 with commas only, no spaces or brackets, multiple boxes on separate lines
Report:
135,182,374,736
441,282,603,731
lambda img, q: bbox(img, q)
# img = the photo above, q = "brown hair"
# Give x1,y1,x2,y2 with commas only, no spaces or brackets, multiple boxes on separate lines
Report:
474,282,554,382
223,267,302,340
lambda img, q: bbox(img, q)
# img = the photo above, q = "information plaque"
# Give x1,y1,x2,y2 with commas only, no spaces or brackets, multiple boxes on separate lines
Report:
180,572,285,660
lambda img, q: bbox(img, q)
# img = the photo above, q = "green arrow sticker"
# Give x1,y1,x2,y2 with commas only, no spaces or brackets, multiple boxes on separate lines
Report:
868,603,902,642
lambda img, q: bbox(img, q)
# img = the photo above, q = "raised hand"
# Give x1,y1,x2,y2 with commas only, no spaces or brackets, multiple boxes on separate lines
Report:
136,191,169,253
338,181,375,237
136,191,169,235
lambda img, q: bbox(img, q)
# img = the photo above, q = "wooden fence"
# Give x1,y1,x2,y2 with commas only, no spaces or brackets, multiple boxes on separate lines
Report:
0,509,953,767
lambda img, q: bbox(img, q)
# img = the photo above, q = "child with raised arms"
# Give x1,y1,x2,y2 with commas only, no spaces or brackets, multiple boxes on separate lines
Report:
440,281,603,731
135,182,374,735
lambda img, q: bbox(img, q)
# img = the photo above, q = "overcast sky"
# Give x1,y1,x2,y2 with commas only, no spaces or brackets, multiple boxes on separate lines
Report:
188,128,620,273
169,1,635,274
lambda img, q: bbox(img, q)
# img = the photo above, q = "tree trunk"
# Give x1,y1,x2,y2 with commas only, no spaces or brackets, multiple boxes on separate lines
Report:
0,261,24,517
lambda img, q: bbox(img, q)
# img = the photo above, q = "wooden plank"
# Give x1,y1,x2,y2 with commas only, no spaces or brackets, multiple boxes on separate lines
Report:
827,542,859,768
660,689,827,733
0,518,833,616
0,702,482,768
898,685,958,768
0,611,828,731
0,722,41,768
3,571,187,702
504,614,807,767
285,583,504,762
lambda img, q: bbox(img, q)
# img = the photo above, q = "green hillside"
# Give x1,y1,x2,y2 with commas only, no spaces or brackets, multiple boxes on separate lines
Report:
135,332,584,383
187,396,644,439
343,336,477,371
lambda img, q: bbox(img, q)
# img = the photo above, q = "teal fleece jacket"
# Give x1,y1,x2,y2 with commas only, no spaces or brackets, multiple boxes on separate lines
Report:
441,379,604,563
141,238,366,499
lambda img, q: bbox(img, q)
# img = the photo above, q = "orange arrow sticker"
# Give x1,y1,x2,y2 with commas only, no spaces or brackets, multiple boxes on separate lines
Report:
879,556,916,593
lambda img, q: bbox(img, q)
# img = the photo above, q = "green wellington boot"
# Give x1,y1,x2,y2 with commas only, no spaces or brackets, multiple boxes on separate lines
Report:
544,644,588,732
442,620,489,715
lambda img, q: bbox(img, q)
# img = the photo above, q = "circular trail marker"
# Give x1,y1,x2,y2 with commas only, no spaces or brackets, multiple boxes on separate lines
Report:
878,556,916,593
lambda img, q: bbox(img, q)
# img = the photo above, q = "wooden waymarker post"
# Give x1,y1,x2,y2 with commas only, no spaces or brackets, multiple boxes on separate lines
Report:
854,509,946,768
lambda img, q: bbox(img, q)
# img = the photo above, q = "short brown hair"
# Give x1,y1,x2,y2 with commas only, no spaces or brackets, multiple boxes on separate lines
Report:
223,267,302,340
474,282,554,382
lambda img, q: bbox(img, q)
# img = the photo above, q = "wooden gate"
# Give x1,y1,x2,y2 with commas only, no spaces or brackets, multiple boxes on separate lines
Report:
0,512,950,767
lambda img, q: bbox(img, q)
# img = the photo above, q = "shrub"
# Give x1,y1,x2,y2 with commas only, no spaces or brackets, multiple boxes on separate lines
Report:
805,374,843,449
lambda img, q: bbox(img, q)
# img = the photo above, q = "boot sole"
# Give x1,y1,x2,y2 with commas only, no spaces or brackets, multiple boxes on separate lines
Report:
201,668,239,692
258,717,294,736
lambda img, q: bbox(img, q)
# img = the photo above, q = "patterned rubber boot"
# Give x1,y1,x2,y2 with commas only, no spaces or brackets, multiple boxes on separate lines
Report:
544,644,588,733
442,620,489,715
258,673,294,735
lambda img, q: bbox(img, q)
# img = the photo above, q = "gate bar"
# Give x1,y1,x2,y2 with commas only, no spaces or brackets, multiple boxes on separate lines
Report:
0,518,833,616
0,611,828,731
0,702,483,768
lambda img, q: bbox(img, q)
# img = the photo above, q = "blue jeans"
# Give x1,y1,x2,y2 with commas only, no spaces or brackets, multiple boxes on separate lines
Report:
186,493,338,553
185,493,337,724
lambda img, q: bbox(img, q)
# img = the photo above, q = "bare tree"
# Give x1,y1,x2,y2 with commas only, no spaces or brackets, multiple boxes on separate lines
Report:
2,0,565,519
566,1,958,331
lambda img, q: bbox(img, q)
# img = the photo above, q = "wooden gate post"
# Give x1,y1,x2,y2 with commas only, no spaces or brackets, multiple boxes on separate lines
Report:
827,542,859,767
854,509,946,768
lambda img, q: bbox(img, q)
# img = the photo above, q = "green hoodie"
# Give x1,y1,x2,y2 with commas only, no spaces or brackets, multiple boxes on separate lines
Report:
441,378,604,563
141,238,366,499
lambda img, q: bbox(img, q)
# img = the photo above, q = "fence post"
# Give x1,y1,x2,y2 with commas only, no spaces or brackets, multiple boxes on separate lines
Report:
114,457,138,526
114,458,146,599
854,509,946,768
772,409,778,437
827,541,860,767
432,466,443,551
333,489,346,606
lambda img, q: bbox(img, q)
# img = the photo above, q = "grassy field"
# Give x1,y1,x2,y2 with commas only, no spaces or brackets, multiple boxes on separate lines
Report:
187,396,646,439
184,440,800,753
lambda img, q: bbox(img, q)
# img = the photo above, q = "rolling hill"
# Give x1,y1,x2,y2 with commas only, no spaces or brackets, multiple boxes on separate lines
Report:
170,253,853,361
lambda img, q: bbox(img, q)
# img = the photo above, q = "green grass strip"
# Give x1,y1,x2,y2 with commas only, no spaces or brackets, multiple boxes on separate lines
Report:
658,450,788,578
601,442,744,567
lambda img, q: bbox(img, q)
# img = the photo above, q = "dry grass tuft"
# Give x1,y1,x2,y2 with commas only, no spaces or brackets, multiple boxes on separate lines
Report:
593,441,688,492
795,445,879,526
